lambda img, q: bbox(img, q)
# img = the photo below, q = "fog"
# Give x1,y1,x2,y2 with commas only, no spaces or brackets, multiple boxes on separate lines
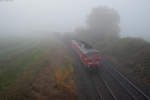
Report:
0,0,150,40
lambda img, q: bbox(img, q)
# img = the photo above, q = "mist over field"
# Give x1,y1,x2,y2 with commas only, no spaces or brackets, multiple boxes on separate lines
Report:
0,0,150,40
0,0,150,100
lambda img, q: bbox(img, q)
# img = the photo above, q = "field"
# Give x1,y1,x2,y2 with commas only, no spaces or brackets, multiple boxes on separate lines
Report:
0,36,77,100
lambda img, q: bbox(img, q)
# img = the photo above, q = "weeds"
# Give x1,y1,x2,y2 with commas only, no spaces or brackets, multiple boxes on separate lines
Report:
55,56,76,94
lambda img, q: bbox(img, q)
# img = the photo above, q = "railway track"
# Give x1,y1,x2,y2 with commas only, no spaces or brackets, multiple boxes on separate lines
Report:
91,76,102,100
102,63,137,100
102,61,150,100
92,75,116,100
91,73,117,100
66,41,150,100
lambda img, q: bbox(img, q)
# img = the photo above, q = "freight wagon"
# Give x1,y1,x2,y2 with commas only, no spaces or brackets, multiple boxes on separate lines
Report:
72,40,101,67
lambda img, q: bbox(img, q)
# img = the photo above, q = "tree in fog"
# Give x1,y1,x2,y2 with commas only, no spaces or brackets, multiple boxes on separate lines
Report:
76,6,120,43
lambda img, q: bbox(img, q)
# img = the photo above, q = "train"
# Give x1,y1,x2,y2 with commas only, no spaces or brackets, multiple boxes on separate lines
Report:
72,40,101,67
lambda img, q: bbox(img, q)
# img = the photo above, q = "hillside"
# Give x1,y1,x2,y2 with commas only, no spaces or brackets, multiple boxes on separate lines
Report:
0,35,77,100
94,37,150,87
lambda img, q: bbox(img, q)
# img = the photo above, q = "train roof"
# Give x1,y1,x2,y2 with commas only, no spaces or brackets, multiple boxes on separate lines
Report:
72,40,99,54
80,47,99,54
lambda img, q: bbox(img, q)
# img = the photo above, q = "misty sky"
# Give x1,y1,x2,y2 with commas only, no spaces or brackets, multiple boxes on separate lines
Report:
0,0,150,39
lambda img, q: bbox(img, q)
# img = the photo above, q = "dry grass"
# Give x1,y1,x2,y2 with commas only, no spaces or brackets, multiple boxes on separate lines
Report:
0,36,78,100
55,62,76,94
23,39,77,100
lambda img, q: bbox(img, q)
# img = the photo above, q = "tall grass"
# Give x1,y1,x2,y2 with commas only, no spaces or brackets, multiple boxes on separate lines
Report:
0,38,57,93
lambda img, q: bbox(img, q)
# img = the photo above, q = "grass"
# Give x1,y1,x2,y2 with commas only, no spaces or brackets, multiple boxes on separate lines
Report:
55,69,75,92
5,47,52,100
55,56,75,94
0,39,37,60
0,36,77,100
0,37,57,96
0,46,45,91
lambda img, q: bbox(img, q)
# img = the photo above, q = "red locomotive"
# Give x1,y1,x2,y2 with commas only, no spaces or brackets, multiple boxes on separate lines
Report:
72,40,101,67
